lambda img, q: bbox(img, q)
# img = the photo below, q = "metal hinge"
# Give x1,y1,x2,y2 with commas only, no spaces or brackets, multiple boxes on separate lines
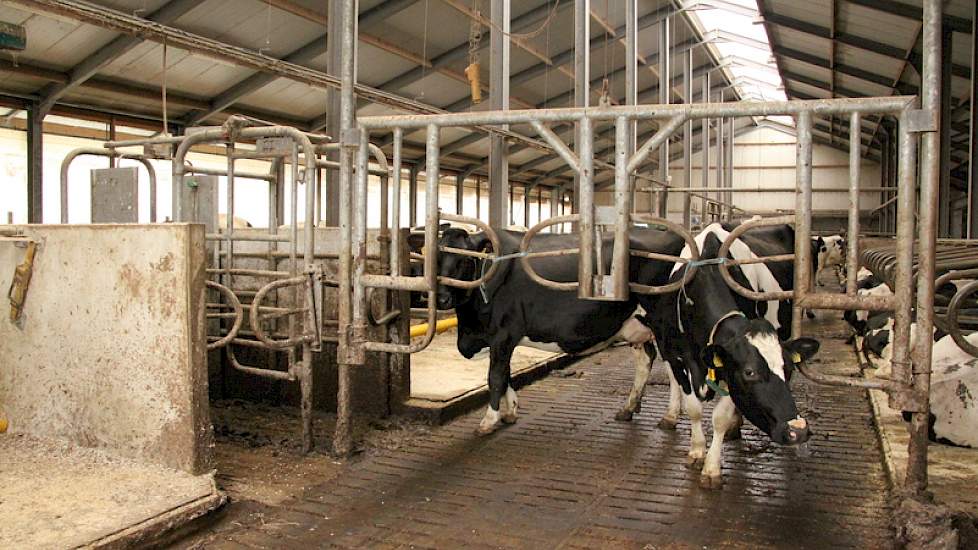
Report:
7,240,38,324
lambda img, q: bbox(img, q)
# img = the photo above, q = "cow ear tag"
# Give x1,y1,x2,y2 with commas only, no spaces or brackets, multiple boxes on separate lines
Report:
791,352,802,364
713,355,724,368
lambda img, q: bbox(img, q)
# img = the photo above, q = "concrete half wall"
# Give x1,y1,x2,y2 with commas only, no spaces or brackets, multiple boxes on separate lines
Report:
0,224,211,474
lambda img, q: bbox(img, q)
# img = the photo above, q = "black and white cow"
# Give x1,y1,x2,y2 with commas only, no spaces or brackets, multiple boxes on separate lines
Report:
420,227,684,435
865,327,978,448
618,227,820,487
815,234,845,285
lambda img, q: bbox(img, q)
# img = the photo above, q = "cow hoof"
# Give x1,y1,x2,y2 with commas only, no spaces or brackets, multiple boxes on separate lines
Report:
699,473,723,489
634,402,643,413
614,409,634,422
658,417,678,430
501,413,518,424
686,453,705,469
476,422,500,436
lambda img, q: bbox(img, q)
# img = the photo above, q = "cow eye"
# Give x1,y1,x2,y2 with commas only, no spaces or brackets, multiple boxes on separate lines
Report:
744,369,756,377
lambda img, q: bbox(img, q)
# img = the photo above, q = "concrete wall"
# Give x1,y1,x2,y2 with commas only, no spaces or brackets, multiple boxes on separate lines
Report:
599,125,883,227
0,224,211,474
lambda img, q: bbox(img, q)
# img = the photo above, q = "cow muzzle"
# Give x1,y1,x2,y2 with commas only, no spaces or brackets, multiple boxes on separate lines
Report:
784,417,810,445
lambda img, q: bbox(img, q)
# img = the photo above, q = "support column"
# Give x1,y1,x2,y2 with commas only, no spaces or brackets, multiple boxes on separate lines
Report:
323,0,345,226
573,0,589,218
455,171,464,215
523,183,533,227
550,186,561,233
475,176,482,220
657,16,671,218
682,50,693,228
489,0,511,228
970,2,978,237
939,26,953,237
27,101,44,223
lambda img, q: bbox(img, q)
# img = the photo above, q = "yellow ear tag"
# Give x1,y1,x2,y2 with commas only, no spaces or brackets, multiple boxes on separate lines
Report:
713,355,724,368
791,352,802,364
707,368,716,382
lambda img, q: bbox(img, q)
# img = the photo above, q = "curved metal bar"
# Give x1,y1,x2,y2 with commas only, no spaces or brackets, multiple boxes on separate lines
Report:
205,280,244,350
437,213,503,290
629,214,701,295
226,345,296,381
59,148,158,223
717,215,795,302
362,292,438,354
518,214,581,291
947,280,978,357
250,276,312,349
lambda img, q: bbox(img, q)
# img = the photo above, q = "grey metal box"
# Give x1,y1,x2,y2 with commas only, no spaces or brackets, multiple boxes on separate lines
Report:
173,174,219,234
91,167,138,223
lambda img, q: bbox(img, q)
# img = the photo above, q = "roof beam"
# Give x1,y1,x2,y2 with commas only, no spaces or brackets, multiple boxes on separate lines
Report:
842,0,971,35
772,45,912,92
34,0,200,116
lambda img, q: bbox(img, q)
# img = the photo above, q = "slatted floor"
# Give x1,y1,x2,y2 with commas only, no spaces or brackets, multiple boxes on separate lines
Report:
184,317,895,549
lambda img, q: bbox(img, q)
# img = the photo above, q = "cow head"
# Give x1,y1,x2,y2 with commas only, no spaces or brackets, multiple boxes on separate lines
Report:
701,319,820,445
408,227,491,310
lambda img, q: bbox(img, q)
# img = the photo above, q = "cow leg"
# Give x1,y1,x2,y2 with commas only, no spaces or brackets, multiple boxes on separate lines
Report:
501,385,519,424
685,393,706,467
657,366,682,430
478,340,516,435
615,346,652,422
701,395,738,488
724,410,744,441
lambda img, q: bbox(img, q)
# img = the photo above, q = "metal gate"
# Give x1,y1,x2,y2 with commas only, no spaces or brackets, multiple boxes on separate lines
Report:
334,0,947,496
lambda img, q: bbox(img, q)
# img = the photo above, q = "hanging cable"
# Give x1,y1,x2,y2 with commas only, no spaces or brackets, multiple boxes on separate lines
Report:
480,0,561,40
465,0,483,104
416,0,430,101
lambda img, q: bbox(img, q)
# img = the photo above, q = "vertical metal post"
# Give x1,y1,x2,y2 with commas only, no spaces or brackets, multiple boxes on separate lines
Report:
489,0,510,228
550,185,560,233
578,117,594,299
334,0,359,458
846,113,861,296
726,116,734,219
537,185,543,225
611,116,631,298
880,130,889,234
523,183,532,227
938,26,953,237
716,94,724,220
658,16,671,218
701,73,710,224
970,2,978,238
907,0,942,495
475,176,482,220
27,102,43,223
455,171,465,215
408,164,419,227
792,111,813,339
626,0,638,212
391,129,403,275
682,50,693,228
424,125,441,291
323,0,344,226
573,0,589,219
890,117,917,392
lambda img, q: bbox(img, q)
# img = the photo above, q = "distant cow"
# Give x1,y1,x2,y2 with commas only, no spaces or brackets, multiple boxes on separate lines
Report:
815,235,845,285
217,214,253,229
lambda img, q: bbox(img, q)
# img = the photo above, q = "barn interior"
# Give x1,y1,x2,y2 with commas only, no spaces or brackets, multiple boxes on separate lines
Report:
1,0,977,548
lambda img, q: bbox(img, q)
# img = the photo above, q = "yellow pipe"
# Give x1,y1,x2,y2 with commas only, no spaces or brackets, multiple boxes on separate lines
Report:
410,316,458,338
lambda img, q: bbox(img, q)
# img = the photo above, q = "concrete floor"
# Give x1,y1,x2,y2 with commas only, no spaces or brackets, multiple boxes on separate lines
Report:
409,329,558,403
175,315,896,549
0,433,223,549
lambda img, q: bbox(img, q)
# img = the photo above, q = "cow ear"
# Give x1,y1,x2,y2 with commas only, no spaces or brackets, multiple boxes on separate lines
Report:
406,232,427,253
784,337,820,364
439,223,451,232
701,344,728,370
469,232,493,253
